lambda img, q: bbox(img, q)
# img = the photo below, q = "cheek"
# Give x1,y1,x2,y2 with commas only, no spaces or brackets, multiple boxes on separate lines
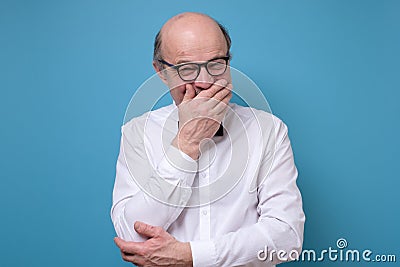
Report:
166,71,184,89
165,72,187,105
222,67,232,83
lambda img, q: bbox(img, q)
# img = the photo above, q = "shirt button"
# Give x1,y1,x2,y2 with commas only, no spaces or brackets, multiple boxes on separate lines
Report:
202,210,208,215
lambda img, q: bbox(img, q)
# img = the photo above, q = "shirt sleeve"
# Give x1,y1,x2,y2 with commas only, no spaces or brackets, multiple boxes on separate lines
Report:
190,119,305,266
110,118,198,241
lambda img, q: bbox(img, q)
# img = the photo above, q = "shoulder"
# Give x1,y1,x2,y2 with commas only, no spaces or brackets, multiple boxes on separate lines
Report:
228,103,288,136
121,104,176,137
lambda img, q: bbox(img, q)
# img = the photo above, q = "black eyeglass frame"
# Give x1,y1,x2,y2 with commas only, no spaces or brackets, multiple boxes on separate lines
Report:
157,55,231,82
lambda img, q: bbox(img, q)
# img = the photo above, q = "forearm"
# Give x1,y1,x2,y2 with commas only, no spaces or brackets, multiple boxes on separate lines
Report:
112,124,198,241
114,194,186,242
190,217,303,267
114,170,194,241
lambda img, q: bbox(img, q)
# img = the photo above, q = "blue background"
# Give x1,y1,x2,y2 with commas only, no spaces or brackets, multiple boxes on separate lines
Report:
1,0,399,266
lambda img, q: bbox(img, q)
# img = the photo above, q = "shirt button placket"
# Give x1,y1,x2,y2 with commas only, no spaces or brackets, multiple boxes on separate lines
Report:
199,149,211,240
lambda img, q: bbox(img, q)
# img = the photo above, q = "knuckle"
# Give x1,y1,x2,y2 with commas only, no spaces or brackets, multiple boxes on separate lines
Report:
120,245,127,253
136,247,145,257
154,226,163,235
143,248,151,258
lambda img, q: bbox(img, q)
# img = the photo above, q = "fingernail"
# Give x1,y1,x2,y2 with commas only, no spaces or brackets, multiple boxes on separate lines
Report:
134,221,141,230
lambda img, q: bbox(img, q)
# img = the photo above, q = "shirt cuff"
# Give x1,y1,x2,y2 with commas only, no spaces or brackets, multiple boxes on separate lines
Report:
190,240,217,267
156,145,198,186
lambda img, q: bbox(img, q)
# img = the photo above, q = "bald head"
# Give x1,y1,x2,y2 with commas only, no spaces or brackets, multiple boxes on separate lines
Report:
153,12,231,65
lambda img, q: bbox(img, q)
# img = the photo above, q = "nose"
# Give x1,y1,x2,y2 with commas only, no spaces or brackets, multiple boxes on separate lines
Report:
193,65,214,90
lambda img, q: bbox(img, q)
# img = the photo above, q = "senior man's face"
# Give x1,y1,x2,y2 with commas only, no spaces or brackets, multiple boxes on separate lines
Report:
154,17,232,105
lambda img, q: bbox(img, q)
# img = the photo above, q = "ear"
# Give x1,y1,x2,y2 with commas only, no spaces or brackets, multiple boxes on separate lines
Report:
153,60,168,85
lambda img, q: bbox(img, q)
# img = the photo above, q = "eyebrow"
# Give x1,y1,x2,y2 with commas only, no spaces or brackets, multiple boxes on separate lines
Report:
175,55,227,65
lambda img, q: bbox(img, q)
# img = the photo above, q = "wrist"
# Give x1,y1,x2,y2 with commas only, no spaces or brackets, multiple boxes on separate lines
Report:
180,242,193,267
172,137,200,160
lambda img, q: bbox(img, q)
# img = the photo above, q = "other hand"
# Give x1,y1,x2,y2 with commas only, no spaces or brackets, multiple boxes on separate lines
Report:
114,221,193,267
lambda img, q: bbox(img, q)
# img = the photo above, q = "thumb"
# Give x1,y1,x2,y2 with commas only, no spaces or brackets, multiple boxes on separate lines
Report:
182,83,196,102
134,221,159,238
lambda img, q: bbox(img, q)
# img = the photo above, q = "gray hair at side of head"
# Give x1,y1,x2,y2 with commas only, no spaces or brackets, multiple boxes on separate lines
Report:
153,17,232,69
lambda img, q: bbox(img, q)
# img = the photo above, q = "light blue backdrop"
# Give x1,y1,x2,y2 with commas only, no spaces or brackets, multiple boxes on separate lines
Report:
1,0,399,266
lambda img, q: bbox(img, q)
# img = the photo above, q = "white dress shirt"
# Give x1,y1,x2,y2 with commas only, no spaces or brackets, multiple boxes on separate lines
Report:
111,103,305,267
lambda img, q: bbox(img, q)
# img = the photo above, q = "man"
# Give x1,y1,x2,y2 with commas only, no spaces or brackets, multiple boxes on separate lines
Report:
111,12,305,267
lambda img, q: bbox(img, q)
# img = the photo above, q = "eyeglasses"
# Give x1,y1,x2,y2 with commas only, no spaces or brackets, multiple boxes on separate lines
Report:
158,56,230,82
